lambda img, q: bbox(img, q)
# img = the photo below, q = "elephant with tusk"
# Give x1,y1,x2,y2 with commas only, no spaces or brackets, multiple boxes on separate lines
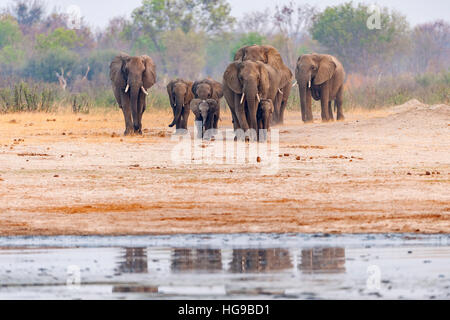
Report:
110,53,156,136
234,45,293,125
223,60,282,141
295,53,345,123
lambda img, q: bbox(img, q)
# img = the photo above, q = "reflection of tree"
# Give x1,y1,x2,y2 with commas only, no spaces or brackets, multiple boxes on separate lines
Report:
299,248,346,274
171,249,222,272
230,249,292,273
117,248,148,274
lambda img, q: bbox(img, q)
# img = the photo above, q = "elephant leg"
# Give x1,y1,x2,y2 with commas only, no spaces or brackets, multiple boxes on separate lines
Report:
181,107,190,130
279,84,291,125
195,117,203,139
248,105,258,142
272,92,282,124
135,94,145,135
235,95,249,132
305,89,313,122
336,87,345,121
120,93,134,135
320,84,331,122
328,101,334,121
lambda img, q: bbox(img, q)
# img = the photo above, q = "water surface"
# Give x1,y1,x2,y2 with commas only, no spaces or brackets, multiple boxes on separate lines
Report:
0,234,449,299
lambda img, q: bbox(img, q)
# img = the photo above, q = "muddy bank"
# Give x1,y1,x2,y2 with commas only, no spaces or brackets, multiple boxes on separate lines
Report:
0,101,449,235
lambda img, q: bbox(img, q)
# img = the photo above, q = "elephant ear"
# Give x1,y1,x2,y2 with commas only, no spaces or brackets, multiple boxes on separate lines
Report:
280,67,293,89
234,46,247,61
210,80,223,100
314,55,336,86
110,53,129,85
185,81,194,106
257,62,270,99
206,99,218,112
190,99,202,118
223,62,242,94
141,55,156,89
167,80,176,108
263,46,284,68
191,80,201,97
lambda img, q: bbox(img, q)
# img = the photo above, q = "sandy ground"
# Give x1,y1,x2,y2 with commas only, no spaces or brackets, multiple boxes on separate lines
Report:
0,99,449,235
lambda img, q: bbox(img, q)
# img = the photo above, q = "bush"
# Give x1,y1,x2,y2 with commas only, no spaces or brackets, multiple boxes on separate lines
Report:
0,81,58,113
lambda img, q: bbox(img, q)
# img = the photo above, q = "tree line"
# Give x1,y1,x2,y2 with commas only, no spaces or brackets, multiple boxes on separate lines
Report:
0,0,448,111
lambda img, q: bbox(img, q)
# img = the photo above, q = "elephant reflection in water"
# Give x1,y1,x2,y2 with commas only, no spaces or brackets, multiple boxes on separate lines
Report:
299,247,346,274
117,248,148,274
230,249,292,273
171,249,222,272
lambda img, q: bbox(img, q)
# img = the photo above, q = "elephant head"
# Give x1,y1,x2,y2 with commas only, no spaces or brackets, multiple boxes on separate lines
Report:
167,79,193,128
110,53,156,135
192,79,223,101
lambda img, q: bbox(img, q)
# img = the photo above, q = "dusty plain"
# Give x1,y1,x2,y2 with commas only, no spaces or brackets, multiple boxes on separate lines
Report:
0,99,449,235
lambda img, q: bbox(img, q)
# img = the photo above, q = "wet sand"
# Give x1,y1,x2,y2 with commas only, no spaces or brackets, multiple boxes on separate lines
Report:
0,100,449,235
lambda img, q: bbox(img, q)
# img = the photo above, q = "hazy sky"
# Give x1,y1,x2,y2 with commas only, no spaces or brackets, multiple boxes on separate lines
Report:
2,0,449,29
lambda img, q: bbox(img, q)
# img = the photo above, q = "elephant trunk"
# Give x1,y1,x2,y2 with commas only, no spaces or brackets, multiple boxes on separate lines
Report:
299,77,313,122
130,83,141,132
244,82,259,132
169,94,184,128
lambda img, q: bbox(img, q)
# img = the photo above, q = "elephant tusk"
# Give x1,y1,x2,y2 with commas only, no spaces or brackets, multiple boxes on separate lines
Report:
292,81,298,88
141,86,149,96
256,93,261,103
240,93,245,104
308,80,311,89
125,84,129,93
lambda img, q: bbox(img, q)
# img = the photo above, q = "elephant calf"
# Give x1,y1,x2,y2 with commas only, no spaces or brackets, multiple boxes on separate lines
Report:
190,99,220,139
257,99,274,141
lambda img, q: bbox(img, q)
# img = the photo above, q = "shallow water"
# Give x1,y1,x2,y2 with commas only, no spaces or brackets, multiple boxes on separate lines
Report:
0,234,449,300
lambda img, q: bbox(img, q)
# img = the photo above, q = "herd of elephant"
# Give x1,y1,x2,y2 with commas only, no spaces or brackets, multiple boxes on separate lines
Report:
109,45,346,140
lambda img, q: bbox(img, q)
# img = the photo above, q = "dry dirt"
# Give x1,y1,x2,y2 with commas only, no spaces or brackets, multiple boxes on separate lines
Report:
0,99,449,235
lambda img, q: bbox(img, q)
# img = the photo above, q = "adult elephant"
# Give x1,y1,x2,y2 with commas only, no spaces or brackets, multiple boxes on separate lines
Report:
223,60,281,140
110,53,156,136
192,78,223,104
167,79,194,130
234,45,293,124
295,54,345,122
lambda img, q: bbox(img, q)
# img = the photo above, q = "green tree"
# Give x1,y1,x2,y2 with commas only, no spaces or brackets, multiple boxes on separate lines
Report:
310,2,409,74
24,47,78,83
162,28,206,78
131,0,235,73
0,15,23,48
230,32,266,60
36,27,83,51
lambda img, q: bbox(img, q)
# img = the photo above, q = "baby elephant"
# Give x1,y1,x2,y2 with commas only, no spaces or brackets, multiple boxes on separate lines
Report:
190,99,220,139
257,99,274,141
